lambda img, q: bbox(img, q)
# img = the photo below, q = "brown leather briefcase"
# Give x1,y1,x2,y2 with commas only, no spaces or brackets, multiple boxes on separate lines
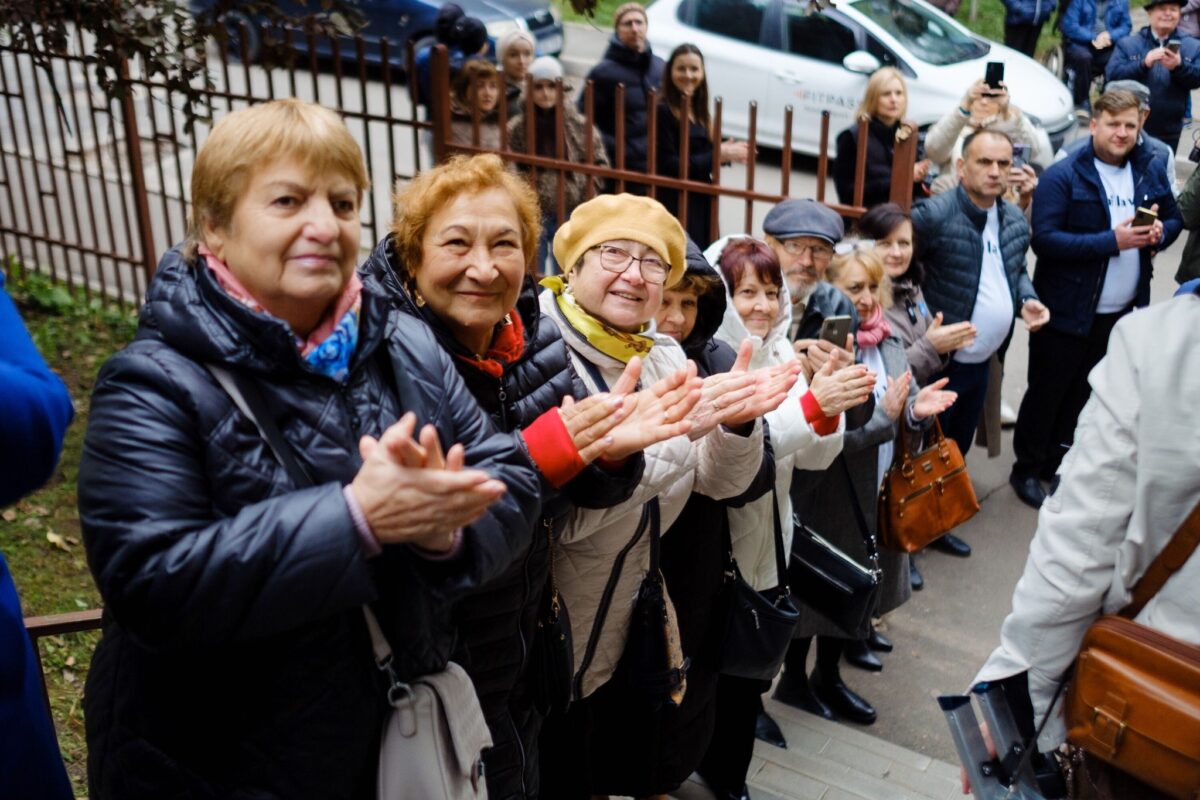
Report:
877,417,979,553
1065,502,1200,799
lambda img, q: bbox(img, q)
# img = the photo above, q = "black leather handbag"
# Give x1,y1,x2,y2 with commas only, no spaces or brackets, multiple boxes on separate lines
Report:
529,518,573,716
621,500,690,711
719,490,801,682
788,459,881,640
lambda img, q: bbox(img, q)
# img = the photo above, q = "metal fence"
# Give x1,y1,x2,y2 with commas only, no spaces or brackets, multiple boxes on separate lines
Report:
1,28,916,309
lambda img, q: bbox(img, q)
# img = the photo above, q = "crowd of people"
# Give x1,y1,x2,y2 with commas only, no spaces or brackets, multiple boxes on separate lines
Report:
4,1,1199,799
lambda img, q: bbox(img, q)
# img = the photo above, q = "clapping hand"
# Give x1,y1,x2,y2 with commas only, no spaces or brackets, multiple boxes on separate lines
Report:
685,340,802,438
351,412,506,552
881,371,911,421
808,356,875,416
925,312,976,354
557,392,628,463
598,357,702,460
911,376,956,420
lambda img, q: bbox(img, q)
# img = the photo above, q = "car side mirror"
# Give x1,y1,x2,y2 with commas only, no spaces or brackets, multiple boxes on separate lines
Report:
843,50,882,74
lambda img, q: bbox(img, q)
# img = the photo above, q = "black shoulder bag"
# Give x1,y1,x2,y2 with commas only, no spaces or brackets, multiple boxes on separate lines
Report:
719,489,801,682
788,458,882,640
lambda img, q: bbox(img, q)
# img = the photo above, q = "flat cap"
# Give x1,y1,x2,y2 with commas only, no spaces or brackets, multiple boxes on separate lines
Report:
1104,79,1151,109
762,198,844,244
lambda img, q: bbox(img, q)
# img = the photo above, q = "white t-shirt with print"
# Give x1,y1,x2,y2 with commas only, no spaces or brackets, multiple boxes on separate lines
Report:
955,204,1012,364
1094,158,1140,314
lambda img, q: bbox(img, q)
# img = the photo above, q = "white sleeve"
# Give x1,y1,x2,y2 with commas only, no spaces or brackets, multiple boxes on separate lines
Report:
974,321,1140,749
764,371,844,470
693,417,765,501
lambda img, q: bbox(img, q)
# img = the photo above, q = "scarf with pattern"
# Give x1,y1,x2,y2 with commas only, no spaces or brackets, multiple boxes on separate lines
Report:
200,245,362,382
540,275,655,363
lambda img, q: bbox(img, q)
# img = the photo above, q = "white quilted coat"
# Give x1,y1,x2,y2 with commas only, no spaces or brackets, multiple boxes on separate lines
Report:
540,288,767,699
705,235,845,592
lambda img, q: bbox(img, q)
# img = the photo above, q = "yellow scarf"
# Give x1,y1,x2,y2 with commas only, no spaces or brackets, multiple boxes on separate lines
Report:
540,276,656,363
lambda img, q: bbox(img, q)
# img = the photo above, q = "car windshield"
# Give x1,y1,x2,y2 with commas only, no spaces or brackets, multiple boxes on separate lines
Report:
849,0,989,65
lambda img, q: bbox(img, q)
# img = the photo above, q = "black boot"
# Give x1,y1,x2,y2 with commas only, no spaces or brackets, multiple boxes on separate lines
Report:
843,638,883,672
772,667,837,721
811,667,877,725
755,709,787,749
910,558,924,590
867,626,893,653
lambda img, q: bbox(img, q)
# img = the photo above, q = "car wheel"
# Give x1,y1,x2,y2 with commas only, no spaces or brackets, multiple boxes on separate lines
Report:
1039,43,1064,82
221,11,262,64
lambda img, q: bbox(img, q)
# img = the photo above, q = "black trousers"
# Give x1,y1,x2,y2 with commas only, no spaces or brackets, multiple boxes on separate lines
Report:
935,358,992,457
697,674,771,793
1004,21,1044,57
1011,311,1126,482
1064,43,1113,107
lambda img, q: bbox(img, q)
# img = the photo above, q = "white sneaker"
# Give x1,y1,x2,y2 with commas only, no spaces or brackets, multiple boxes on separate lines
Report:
1000,400,1017,427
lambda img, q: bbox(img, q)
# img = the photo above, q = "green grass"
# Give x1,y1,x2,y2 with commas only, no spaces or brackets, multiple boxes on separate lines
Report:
560,0,1059,59
2,265,138,798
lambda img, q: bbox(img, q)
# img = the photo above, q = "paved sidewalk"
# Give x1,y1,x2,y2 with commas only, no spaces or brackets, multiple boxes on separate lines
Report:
611,694,962,800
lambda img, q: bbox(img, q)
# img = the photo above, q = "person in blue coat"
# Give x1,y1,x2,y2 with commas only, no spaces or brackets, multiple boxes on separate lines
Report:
0,268,75,800
1004,0,1057,57
1010,88,1181,509
1105,0,1200,151
1061,0,1132,110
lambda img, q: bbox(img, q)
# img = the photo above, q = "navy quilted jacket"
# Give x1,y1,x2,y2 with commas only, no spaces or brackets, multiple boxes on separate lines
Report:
1030,137,1181,335
912,185,1037,325
80,247,540,799
361,236,643,800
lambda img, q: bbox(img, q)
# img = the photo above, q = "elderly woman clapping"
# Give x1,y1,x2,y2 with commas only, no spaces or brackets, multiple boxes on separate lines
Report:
535,193,802,796
362,153,705,798
78,99,540,799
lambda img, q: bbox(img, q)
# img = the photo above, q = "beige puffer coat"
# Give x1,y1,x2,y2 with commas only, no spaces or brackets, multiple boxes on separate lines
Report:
540,289,766,699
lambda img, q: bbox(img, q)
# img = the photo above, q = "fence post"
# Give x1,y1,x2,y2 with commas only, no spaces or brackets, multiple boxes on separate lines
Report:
889,123,918,211
431,45,451,163
118,57,157,282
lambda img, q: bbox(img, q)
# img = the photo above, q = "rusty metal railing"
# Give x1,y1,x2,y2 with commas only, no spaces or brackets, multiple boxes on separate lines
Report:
24,608,104,732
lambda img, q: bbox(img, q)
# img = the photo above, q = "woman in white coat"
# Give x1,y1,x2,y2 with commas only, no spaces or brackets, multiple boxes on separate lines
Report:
536,195,801,799
697,234,876,800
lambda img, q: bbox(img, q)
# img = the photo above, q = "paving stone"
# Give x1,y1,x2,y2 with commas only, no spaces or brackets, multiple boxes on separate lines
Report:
752,761,835,800
879,759,960,800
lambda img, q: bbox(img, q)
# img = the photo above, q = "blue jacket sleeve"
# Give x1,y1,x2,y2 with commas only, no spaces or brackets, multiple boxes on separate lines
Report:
1111,0,1131,40
1105,36,1149,82
1171,40,1200,89
0,273,74,507
1061,1,1095,45
1031,168,1121,261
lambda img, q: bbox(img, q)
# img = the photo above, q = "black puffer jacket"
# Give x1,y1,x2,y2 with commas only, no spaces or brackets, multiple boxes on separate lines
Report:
580,36,666,179
361,237,643,799
585,240,777,796
834,117,925,210
79,247,540,800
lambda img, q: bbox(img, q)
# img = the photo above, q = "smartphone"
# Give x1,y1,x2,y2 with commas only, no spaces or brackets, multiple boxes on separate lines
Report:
1132,206,1158,228
1168,39,1182,54
985,61,1005,89
819,315,852,347
1011,142,1030,169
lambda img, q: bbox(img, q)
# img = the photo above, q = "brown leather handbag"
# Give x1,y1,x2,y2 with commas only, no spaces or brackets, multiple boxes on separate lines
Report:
1065,501,1200,800
876,417,979,553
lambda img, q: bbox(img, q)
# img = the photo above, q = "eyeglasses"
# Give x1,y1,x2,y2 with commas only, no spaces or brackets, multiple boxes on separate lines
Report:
833,238,877,255
781,240,835,261
592,244,669,285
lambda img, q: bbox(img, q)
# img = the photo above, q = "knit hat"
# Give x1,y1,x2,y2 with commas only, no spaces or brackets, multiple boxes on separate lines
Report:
613,2,647,29
529,55,564,82
553,194,686,288
496,29,536,64
453,17,488,56
435,3,465,44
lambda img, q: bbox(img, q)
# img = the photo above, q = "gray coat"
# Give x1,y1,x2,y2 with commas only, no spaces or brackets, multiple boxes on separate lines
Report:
790,336,925,639
882,278,946,385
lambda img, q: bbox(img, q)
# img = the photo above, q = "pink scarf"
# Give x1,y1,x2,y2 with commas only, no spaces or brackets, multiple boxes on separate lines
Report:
198,244,362,358
855,303,892,349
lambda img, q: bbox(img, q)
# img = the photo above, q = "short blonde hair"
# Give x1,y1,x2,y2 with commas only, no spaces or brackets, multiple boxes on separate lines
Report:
391,154,541,279
189,99,369,245
856,67,907,121
826,245,893,310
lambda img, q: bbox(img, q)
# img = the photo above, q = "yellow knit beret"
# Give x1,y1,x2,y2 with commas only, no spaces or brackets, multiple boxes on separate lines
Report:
553,193,687,288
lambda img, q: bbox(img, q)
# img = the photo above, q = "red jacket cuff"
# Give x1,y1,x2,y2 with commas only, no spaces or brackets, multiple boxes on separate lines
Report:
801,390,840,436
522,408,587,489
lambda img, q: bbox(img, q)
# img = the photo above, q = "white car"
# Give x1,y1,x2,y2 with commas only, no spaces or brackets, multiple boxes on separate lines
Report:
646,0,1075,157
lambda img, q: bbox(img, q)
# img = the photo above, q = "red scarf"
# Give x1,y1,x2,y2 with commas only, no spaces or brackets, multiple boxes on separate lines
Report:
855,303,892,349
458,313,526,378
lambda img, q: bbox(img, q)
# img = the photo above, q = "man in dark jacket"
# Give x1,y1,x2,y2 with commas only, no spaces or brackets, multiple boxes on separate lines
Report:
1004,0,1057,56
912,130,1049,459
1105,0,1200,151
1011,88,1181,507
579,2,665,192
1061,0,1132,111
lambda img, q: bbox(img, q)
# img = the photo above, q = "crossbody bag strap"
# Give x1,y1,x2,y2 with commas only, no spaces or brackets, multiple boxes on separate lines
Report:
770,487,790,594
647,497,661,576
838,456,882,570
1120,498,1200,619
204,363,398,678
